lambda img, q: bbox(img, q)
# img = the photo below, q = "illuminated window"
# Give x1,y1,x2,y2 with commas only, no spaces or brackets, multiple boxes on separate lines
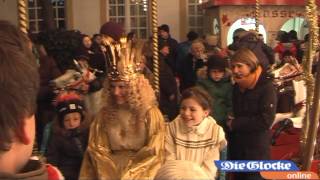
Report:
108,0,149,39
187,0,204,36
28,0,65,33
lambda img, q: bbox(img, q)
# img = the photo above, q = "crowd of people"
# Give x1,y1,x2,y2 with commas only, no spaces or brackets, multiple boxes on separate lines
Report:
0,19,315,180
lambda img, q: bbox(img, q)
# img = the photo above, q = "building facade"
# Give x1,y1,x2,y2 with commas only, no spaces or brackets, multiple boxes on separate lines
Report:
0,0,208,41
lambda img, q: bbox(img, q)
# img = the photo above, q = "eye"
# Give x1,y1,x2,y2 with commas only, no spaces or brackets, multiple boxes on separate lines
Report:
180,106,187,111
190,108,197,112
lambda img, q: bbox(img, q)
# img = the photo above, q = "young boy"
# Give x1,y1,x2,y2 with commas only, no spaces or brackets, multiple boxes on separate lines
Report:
197,55,233,130
0,20,63,180
197,55,232,180
46,91,89,180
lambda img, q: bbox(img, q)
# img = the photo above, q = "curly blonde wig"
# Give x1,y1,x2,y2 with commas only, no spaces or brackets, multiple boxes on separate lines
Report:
100,74,158,127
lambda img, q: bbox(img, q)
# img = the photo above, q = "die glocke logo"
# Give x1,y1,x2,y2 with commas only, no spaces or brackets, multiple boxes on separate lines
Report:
215,160,298,172
215,160,319,179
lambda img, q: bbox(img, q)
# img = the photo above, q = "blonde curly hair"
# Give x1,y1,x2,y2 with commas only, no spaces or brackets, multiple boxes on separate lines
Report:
101,74,158,127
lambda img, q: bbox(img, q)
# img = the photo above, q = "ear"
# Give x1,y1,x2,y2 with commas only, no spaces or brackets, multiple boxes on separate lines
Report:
16,115,35,145
204,110,210,117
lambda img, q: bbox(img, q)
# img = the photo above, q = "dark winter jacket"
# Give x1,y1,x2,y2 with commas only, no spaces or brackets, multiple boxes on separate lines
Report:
229,72,277,161
177,54,205,91
197,76,233,130
159,35,179,58
38,56,61,105
46,128,89,180
146,55,178,121
87,52,106,93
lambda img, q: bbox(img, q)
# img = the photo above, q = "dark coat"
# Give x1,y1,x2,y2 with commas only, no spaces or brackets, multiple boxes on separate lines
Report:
36,55,61,147
159,35,179,58
229,72,277,161
146,55,178,121
46,127,89,180
177,54,205,91
38,56,61,105
87,52,107,93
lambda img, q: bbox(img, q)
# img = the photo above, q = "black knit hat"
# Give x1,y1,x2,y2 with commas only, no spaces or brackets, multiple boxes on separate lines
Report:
55,92,85,127
207,55,227,71
100,21,124,41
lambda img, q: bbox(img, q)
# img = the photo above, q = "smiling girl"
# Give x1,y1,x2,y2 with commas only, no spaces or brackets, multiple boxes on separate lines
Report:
165,87,227,179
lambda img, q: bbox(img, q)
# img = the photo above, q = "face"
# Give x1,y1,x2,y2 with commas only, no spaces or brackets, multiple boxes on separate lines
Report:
159,30,169,39
180,98,209,128
191,43,205,59
110,81,129,105
63,112,81,130
82,36,92,49
94,35,102,44
231,62,251,81
209,69,225,82
160,46,170,56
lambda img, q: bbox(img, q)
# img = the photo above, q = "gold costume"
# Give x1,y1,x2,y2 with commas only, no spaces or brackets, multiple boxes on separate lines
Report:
79,37,165,180
80,105,165,180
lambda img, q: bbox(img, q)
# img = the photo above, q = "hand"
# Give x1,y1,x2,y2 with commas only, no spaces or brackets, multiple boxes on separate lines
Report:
227,115,234,131
169,94,175,101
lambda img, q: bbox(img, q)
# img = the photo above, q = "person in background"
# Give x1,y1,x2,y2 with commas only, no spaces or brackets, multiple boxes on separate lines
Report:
227,48,277,180
176,31,199,73
154,41,178,121
158,24,179,73
197,55,233,131
165,87,227,179
127,31,138,44
227,28,246,53
33,42,61,148
46,92,89,180
177,40,207,91
204,34,223,57
91,34,106,54
197,55,233,180
0,20,63,180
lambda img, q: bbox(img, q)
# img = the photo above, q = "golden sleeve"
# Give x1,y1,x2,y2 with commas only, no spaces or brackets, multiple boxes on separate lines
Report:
122,106,166,179
79,113,118,180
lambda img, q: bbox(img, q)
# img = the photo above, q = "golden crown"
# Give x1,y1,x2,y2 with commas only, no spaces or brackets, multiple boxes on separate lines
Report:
102,37,143,81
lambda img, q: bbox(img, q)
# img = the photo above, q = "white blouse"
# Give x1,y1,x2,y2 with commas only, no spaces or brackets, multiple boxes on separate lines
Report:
165,115,227,179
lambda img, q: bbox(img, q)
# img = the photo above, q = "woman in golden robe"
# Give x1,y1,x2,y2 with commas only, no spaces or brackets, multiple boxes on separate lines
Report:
79,37,165,180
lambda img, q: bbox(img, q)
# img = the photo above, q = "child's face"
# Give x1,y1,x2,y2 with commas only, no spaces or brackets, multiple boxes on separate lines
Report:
160,46,170,56
63,112,81,130
209,69,225,81
180,98,209,128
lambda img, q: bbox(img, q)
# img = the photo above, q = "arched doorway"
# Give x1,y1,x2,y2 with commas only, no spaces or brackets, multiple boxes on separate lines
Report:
227,17,267,45
280,17,308,40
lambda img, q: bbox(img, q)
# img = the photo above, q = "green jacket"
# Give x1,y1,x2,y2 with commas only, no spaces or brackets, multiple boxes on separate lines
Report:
197,77,233,129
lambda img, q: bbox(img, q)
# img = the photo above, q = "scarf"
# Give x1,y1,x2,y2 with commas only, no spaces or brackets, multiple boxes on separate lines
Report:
235,66,262,91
